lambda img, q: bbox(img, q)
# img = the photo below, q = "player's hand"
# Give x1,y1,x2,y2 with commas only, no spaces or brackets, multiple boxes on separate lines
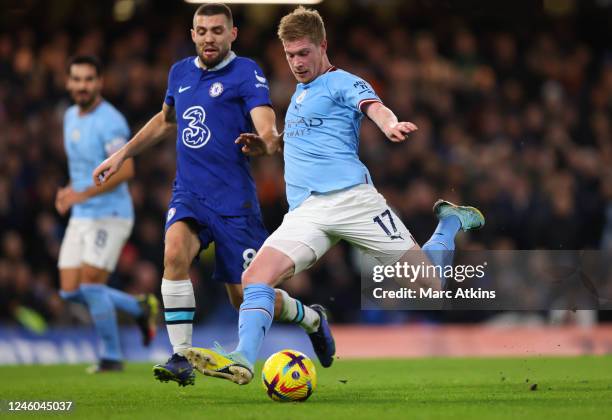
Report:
55,186,86,216
235,133,268,156
93,150,125,186
55,187,67,215
384,121,418,142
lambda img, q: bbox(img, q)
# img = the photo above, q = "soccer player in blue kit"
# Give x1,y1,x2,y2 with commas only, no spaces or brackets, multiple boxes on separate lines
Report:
187,7,485,385
57,55,158,373
93,3,334,386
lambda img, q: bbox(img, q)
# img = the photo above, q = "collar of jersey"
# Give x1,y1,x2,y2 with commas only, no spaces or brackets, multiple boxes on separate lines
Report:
299,65,338,87
193,51,236,72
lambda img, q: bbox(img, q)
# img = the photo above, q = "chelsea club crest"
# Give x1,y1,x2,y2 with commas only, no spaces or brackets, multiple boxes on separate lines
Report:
209,82,224,97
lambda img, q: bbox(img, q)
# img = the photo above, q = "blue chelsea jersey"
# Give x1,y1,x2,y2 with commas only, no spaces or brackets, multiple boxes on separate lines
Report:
63,101,133,219
283,67,382,210
164,52,272,216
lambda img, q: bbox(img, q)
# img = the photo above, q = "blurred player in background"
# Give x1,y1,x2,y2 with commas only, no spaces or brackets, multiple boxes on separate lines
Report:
187,6,485,385
93,3,334,387
57,55,158,373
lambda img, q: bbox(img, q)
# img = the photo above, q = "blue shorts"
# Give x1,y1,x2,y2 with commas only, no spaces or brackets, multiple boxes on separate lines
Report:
165,191,268,284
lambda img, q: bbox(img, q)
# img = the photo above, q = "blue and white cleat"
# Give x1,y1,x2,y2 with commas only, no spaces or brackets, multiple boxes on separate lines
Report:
153,353,196,387
433,199,485,231
308,304,336,368
185,343,253,385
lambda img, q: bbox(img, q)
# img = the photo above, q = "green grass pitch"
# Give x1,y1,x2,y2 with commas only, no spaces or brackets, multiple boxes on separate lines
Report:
0,357,610,419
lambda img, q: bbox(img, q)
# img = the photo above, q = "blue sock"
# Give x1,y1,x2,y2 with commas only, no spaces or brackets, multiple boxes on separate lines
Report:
59,289,86,305
80,284,122,362
423,216,461,287
234,284,275,366
105,286,143,318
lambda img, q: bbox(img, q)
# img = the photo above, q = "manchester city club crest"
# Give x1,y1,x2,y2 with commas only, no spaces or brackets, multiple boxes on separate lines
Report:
209,82,224,97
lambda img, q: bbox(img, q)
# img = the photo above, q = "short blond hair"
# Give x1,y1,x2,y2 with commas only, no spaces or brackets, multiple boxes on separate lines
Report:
277,6,326,45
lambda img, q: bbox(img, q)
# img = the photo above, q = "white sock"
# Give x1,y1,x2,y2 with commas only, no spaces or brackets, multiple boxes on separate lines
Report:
276,289,320,334
161,279,195,355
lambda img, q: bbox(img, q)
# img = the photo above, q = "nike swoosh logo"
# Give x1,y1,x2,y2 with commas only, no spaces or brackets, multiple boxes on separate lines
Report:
254,71,267,84
178,86,191,93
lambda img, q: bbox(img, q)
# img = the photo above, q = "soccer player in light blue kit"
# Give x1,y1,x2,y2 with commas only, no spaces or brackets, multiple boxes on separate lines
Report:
188,7,485,385
93,4,335,387
57,56,158,373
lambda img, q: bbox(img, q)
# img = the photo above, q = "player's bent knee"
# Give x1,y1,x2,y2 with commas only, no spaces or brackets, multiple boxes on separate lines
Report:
241,245,299,287
80,265,109,284
241,264,271,286
241,262,276,287
263,240,316,276
163,246,191,273
59,268,80,291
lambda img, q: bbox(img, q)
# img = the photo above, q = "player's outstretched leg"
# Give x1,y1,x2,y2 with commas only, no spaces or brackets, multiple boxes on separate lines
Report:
275,290,336,367
153,279,196,386
422,199,485,286
433,199,485,232
306,304,335,367
80,283,124,373
104,287,159,346
153,220,201,385
190,284,275,384
60,282,158,347
185,283,274,386
187,248,293,385
59,289,87,305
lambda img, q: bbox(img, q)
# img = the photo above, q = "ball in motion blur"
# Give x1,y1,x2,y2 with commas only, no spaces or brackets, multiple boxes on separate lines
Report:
262,349,317,402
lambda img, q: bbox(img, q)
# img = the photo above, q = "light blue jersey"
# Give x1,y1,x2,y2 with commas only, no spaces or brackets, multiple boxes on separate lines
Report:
63,101,133,219
283,67,381,210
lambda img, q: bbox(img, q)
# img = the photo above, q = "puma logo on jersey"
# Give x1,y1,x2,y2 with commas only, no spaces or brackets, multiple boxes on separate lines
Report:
178,86,191,93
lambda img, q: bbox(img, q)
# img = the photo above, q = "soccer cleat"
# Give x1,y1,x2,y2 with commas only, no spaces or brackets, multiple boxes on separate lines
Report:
307,304,336,368
86,359,124,374
153,353,196,387
185,343,253,385
137,293,159,347
433,199,485,231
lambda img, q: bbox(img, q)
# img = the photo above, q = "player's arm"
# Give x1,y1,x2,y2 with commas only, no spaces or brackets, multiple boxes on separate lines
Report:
93,103,176,185
56,159,135,216
363,101,418,142
235,106,282,156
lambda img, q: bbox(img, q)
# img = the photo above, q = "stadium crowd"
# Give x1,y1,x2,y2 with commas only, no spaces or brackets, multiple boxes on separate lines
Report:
0,1,611,326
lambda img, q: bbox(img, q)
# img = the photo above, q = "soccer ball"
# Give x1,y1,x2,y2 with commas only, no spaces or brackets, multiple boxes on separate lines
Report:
261,349,317,402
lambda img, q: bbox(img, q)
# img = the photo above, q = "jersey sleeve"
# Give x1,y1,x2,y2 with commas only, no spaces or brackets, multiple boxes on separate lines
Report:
238,60,272,112
327,72,381,113
101,112,130,157
164,63,178,107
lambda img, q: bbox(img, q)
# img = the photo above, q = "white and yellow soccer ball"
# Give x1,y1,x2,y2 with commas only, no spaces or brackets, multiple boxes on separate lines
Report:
261,349,317,402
